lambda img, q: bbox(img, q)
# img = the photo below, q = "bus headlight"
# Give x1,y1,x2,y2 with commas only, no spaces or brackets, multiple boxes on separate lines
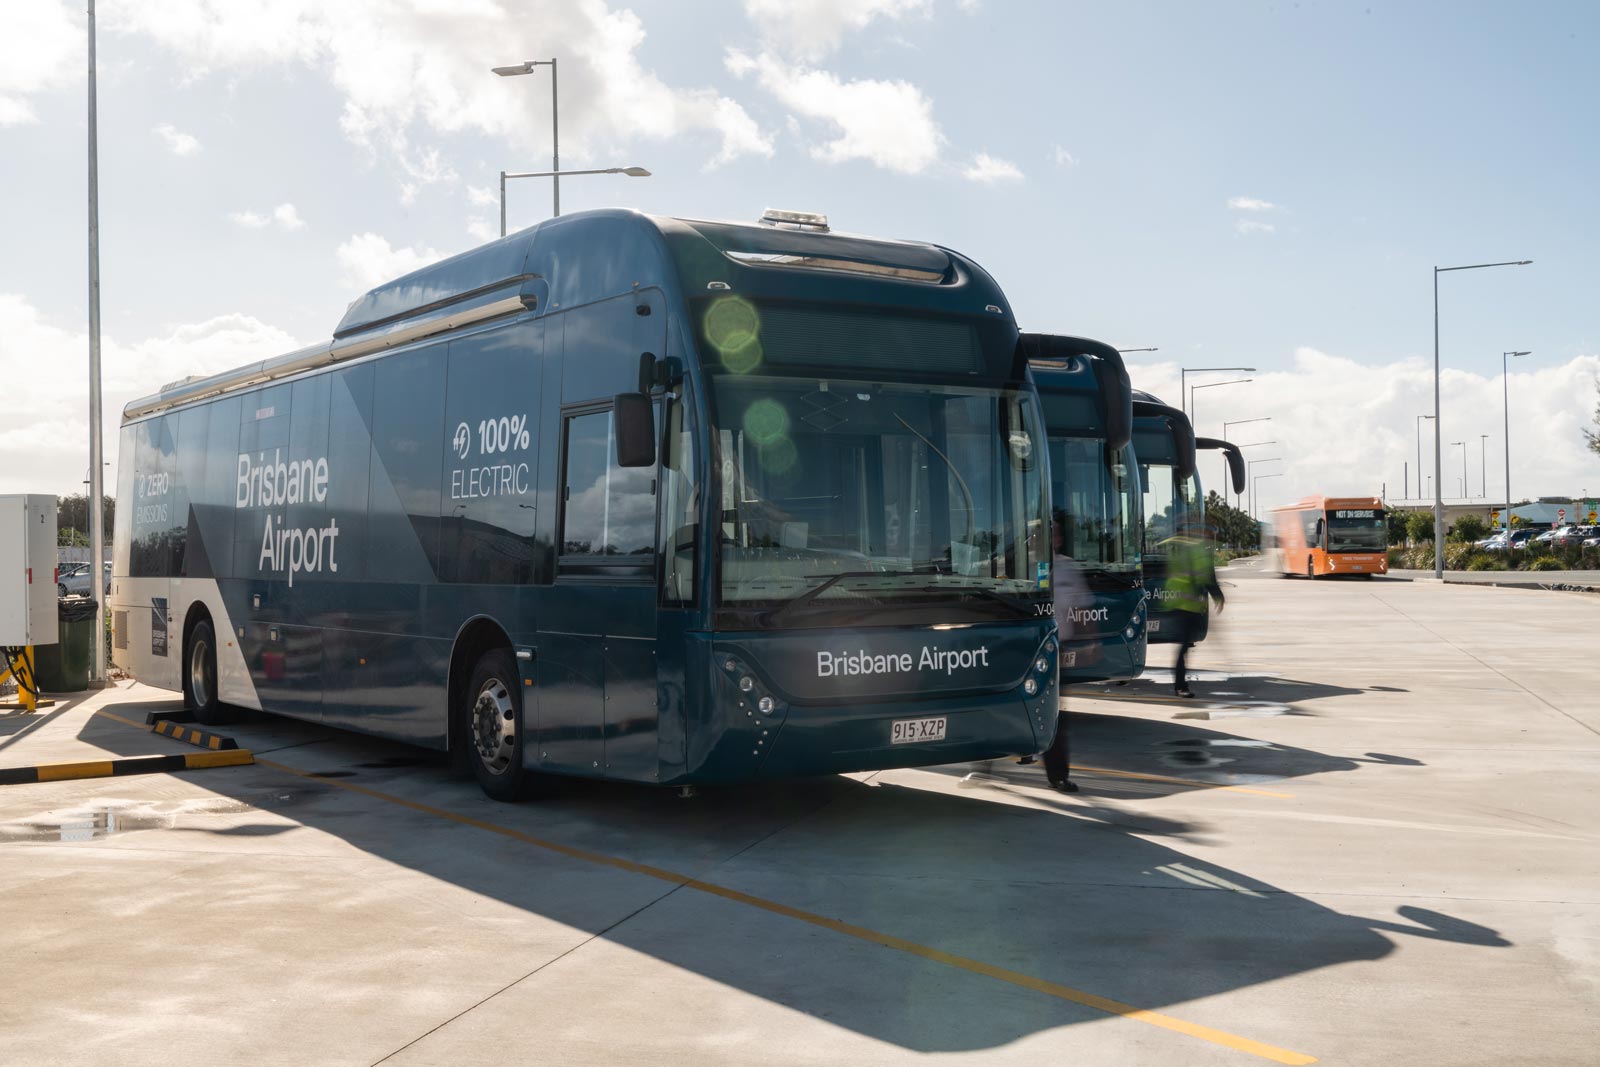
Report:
1023,676,1039,696
723,657,738,673
1045,637,1057,653
1125,627,1136,639
1034,656,1049,674
757,696,775,715
739,675,756,693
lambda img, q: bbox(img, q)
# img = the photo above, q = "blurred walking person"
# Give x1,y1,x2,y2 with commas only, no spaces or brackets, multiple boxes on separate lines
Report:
1165,521,1224,698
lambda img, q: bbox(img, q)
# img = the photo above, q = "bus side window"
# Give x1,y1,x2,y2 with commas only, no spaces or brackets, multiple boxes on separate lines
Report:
559,405,657,575
660,395,699,604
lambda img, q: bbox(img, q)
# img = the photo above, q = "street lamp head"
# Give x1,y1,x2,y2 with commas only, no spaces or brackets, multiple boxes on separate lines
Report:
620,166,651,177
492,63,536,76
1506,350,1531,358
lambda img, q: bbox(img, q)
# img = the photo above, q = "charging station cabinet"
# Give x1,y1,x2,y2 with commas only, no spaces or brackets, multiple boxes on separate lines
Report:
1,494,60,648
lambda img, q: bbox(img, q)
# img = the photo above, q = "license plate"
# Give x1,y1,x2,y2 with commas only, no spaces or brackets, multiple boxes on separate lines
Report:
890,716,947,744
1147,621,1161,633
1061,650,1078,667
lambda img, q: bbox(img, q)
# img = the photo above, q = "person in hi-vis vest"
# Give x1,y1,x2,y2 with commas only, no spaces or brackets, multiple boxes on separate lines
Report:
1041,511,1091,793
1163,521,1225,698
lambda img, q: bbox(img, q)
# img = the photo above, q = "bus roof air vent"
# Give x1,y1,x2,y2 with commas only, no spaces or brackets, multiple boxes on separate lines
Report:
759,208,830,232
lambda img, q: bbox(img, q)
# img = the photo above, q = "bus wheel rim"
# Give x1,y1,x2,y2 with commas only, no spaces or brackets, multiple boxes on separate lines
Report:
473,678,516,775
190,637,212,707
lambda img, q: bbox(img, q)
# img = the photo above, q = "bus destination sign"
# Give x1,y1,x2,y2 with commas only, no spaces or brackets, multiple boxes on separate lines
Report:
1334,509,1377,518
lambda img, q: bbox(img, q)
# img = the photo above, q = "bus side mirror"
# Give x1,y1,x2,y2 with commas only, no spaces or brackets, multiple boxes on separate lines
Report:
1315,518,1325,541
614,393,656,468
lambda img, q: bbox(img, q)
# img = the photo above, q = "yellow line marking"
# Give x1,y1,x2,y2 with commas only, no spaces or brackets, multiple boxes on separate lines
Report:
1069,764,1296,799
37,760,115,782
94,708,158,731
255,756,1315,1065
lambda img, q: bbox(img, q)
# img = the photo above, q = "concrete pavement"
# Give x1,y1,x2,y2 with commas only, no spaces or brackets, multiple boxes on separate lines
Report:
1,573,1597,1065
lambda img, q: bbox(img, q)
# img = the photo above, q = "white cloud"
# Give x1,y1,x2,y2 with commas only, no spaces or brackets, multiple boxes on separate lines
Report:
1235,219,1276,235
229,203,305,231
962,152,1023,183
1124,348,1600,513
466,185,498,208
272,203,306,230
106,1,772,179
466,218,499,243
1051,145,1077,168
0,294,298,496
0,0,79,125
1228,196,1278,212
728,50,941,173
153,123,202,156
336,233,443,292
741,0,930,61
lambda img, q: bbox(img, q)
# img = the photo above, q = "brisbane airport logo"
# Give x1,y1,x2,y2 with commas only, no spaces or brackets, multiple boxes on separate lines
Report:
817,645,993,678
236,450,342,587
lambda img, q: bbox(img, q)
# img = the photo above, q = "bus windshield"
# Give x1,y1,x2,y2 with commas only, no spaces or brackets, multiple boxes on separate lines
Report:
711,374,1049,625
1327,513,1385,552
1049,437,1141,582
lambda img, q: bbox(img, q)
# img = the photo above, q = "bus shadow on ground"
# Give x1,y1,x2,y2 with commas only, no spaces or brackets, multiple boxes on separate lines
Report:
68,698,1500,1057
1077,667,1385,716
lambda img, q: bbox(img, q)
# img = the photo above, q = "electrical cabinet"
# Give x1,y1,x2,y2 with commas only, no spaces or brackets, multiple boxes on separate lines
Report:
0,495,60,647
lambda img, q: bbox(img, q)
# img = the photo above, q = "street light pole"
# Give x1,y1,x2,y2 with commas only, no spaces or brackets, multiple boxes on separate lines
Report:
1478,434,1488,498
1180,366,1254,420
1415,414,1434,505
1433,259,1532,577
86,0,107,687
1502,350,1531,535
1452,441,1466,504
497,167,651,236
492,58,560,217
1189,378,1251,435
1247,457,1281,518
1224,418,1271,507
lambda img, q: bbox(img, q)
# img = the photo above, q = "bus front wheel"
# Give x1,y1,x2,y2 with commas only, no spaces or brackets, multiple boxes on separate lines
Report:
464,648,540,802
1306,558,1315,579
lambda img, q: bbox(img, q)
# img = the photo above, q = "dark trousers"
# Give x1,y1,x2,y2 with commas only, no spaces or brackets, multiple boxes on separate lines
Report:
1041,709,1070,784
1172,611,1200,690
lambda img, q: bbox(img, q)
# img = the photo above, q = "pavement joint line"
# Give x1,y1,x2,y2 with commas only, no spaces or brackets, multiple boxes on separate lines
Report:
0,748,253,785
1068,763,1296,799
254,756,1316,1066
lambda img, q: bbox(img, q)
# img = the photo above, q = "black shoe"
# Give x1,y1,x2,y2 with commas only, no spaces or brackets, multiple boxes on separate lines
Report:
1047,776,1080,794
1175,687,1195,699
1016,755,1037,765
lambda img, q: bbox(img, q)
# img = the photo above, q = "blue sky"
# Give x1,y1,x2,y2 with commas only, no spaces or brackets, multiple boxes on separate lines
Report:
2,0,1596,507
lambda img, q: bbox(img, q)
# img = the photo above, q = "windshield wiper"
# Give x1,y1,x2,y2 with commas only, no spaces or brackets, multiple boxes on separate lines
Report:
761,570,894,624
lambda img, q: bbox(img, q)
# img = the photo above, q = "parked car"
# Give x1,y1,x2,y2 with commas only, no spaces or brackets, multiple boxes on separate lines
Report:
59,561,111,597
1551,524,1599,549
1481,528,1538,551
1530,527,1567,547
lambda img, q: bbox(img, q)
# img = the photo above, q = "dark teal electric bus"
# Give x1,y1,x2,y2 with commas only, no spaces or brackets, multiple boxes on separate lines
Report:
112,208,1060,800
1131,392,1243,645
1026,336,1145,681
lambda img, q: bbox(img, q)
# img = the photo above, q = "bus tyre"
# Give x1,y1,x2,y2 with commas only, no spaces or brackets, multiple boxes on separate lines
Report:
464,648,537,802
1306,559,1314,579
184,619,233,725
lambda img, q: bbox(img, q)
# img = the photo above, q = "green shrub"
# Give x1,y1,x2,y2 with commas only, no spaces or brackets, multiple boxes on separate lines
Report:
1444,543,1479,569
1386,547,1407,569
1466,556,1502,571
1404,511,1436,545
1449,515,1489,543
1529,556,1563,571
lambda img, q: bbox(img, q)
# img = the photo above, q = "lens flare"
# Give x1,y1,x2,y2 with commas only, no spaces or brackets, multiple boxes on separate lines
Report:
743,399,790,445
704,296,762,373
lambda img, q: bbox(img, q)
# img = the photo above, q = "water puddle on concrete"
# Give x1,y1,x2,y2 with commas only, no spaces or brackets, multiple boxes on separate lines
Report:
1156,738,1275,770
0,797,258,844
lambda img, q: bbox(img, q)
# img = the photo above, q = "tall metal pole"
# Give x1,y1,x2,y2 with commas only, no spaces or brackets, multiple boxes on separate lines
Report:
1479,434,1487,498
87,0,107,686
1432,268,1444,576
549,57,559,217
499,170,506,237
1503,353,1512,535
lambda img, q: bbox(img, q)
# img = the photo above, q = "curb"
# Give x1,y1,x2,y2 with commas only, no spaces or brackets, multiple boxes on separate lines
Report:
0,749,254,786
148,717,239,751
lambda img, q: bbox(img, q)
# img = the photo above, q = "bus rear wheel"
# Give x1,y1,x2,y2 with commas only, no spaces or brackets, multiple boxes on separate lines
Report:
184,618,233,726
464,648,541,802
1306,559,1315,579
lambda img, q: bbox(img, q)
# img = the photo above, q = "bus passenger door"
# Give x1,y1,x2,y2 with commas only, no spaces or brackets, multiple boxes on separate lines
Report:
538,294,666,780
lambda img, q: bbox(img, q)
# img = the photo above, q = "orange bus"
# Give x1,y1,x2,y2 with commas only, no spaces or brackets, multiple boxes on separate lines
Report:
1268,496,1388,578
